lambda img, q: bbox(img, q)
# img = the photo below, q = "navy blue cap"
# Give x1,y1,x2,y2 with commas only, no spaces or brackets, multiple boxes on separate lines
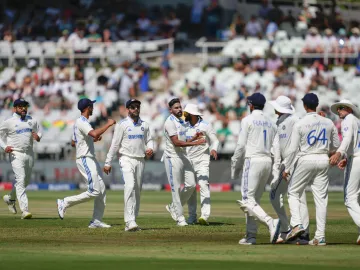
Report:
247,93,266,106
302,93,319,106
13,98,29,107
126,99,141,108
78,98,96,111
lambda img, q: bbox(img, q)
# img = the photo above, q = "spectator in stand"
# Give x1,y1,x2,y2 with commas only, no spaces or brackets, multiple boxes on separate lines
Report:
219,0,238,28
72,29,89,53
216,119,232,148
283,10,296,28
57,29,72,55
302,27,323,53
230,99,247,120
40,64,54,83
3,29,15,42
206,0,222,39
86,25,102,42
336,28,351,64
230,15,245,38
330,14,346,34
266,53,283,72
119,64,135,105
349,27,360,53
295,70,310,93
191,0,207,24
168,12,181,33
267,4,283,25
307,68,326,92
245,15,262,37
137,12,151,34
258,0,271,20
188,81,203,99
74,63,84,81
327,76,342,96
161,48,171,89
265,19,278,43
322,28,337,53
251,53,266,74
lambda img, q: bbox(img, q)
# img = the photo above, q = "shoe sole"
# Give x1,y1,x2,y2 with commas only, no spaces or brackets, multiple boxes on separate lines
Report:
286,228,305,242
309,242,326,246
21,213,32,219
57,199,64,220
165,205,177,221
198,218,209,226
239,242,254,245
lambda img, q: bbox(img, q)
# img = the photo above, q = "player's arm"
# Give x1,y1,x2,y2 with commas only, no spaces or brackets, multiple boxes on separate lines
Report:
270,132,281,187
165,120,205,147
104,123,124,174
207,124,219,160
0,121,12,153
231,119,248,179
88,119,116,140
32,119,42,142
330,121,349,165
283,124,301,176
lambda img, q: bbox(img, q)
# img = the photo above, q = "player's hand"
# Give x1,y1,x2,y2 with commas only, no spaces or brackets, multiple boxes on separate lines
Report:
94,136,102,142
318,111,326,117
145,148,154,158
338,158,347,170
195,138,206,145
210,150,218,160
4,146,13,153
107,119,116,126
282,171,290,181
329,152,341,165
103,165,111,175
32,132,40,141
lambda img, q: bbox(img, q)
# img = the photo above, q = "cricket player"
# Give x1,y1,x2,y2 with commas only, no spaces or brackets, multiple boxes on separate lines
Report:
268,96,310,244
103,99,154,231
163,97,206,226
231,93,281,245
1,99,42,219
57,98,116,228
183,103,219,226
283,93,340,246
328,100,360,245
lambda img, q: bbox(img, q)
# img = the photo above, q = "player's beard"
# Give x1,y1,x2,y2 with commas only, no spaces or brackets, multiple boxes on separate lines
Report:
185,114,191,122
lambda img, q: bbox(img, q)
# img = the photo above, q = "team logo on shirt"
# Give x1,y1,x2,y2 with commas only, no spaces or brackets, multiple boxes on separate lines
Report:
282,125,285,130
28,122,32,127
141,127,144,131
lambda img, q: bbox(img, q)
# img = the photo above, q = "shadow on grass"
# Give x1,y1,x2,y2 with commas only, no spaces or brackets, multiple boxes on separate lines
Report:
31,217,60,220
208,222,235,226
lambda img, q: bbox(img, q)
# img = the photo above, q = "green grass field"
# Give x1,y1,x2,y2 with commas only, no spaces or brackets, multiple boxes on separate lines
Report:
0,190,359,270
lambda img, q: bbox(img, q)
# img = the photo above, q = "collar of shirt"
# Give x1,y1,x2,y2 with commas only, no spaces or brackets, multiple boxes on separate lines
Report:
306,112,317,116
276,114,291,126
13,113,27,122
80,115,89,122
170,114,184,124
127,116,142,126
251,110,263,115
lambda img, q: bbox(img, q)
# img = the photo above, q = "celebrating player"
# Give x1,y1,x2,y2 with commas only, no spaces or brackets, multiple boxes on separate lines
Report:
183,104,219,226
283,93,340,246
57,98,116,228
329,100,360,245
163,97,205,226
268,96,310,244
103,99,154,231
1,99,42,219
231,93,280,245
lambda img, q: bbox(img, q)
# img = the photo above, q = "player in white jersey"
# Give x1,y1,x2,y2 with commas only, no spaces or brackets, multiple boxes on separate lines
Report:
163,97,206,226
183,104,219,226
268,96,310,244
231,93,281,245
57,98,116,228
1,99,42,219
103,99,154,231
283,93,340,246
328,100,360,245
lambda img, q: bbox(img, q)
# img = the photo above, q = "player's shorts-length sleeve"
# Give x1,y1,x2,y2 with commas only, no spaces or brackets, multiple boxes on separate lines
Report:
164,119,177,137
78,119,94,136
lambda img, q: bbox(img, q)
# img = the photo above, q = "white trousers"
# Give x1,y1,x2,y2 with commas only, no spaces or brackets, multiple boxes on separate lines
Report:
119,155,145,223
344,156,360,234
64,157,106,222
270,165,309,233
164,155,196,221
9,151,34,213
187,158,211,220
241,157,273,235
288,155,329,239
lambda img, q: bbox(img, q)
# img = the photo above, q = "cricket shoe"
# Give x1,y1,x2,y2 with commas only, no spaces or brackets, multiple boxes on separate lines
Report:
309,237,326,246
166,204,177,221
239,237,256,245
286,225,305,242
89,221,111,228
357,235,360,245
3,195,17,214
21,211,32,219
198,217,209,226
57,199,66,219
177,216,188,227
269,218,281,244
187,216,197,225
125,221,139,231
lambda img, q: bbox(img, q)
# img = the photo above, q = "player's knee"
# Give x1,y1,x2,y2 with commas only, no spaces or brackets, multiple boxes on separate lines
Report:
198,180,209,190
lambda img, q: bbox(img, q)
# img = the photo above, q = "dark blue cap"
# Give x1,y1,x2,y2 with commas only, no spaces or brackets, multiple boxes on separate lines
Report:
126,99,141,108
302,93,319,106
13,98,29,107
78,98,96,111
247,93,266,106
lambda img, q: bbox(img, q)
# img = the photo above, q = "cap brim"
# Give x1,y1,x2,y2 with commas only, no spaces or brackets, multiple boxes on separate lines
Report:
330,102,360,118
268,100,295,114
184,110,203,116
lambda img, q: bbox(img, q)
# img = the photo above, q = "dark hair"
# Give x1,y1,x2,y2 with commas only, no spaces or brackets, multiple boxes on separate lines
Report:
303,102,317,111
168,98,180,108
253,105,264,110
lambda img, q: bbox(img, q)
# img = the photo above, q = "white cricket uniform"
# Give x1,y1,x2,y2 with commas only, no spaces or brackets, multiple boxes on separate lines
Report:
104,117,153,223
285,112,340,239
270,114,309,233
186,118,219,221
163,114,196,222
0,113,41,213
63,116,106,223
231,110,276,236
336,114,360,233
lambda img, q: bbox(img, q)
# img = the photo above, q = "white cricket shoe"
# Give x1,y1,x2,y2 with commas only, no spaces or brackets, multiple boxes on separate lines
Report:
269,218,281,244
88,221,111,228
3,195,17,214
177,216,188,227
357,235,360,245
21,211,32,219
309,237,326,246
125,220,139,231
239,237,256,245
286,224,305,242
166,204,177,221
57,199,66,219
187,216,197,225
198,217,209,226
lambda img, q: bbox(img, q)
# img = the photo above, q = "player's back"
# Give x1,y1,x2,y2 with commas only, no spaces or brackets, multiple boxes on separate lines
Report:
73,116,95,158
277,114,299,159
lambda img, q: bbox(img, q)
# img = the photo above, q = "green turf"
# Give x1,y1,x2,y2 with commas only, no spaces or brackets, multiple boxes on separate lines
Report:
0,191,359,270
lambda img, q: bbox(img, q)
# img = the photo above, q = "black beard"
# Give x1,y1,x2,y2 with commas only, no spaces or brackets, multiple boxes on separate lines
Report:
185,115,191,122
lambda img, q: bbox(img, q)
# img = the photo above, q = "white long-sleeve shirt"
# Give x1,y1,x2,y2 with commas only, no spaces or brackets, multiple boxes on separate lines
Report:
72,116,95,159
105,117,153,165
337,113,360,158
185,118,219,161
163,114,187,158
284,112,340,173
231,110,276,178
0,113,41,152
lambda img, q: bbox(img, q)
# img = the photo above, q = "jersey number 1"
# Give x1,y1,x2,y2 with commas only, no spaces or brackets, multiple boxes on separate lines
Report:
263,130,267,148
